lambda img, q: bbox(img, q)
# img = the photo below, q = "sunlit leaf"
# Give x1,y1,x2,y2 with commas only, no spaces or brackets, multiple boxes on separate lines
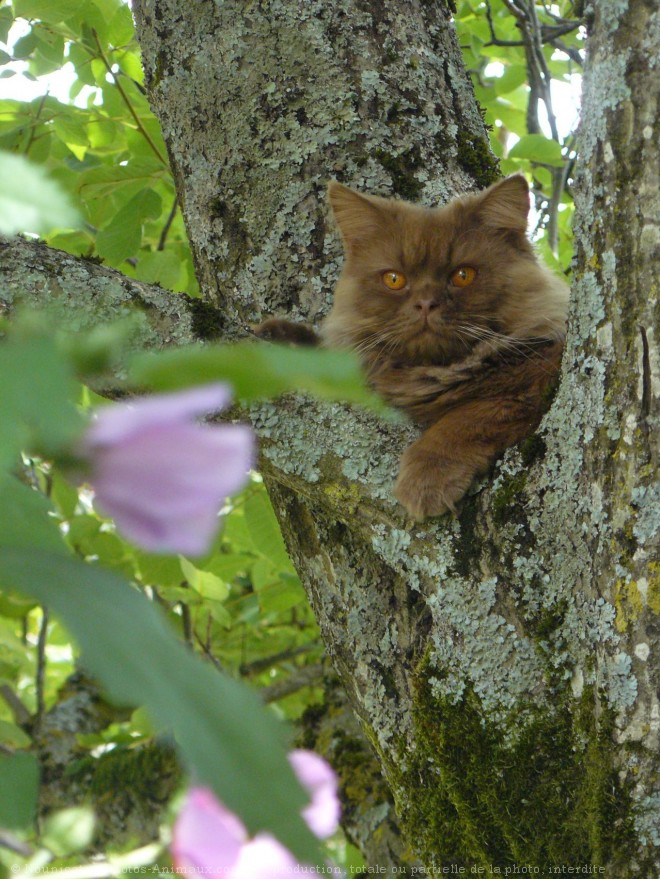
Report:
0,151,79,235
509,133,564,166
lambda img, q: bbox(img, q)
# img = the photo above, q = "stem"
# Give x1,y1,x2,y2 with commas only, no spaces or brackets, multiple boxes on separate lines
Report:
91,29,168,167
34,607,49,737
158,196,179,250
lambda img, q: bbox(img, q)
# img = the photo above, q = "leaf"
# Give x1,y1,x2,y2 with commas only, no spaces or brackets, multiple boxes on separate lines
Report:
53,112,89,148
204,553,250,582
96,188,162,264
0,752,39,830
180,557,230,603
493,65,527,96
41,807,95,856
0,720,32,749
0,331,83,467
0,151,79,235
131,342,389,413
259,574,306,616
77,158,165,201
0,549,318,862
508,134,565,166
244,488,292,568
0,477,70,556
134,249,182,290
135,551,185,588
13,0,84,22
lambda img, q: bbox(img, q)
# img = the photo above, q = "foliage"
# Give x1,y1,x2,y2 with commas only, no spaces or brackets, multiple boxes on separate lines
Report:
0,0,584,873
455,0,583,272
0,0,196,293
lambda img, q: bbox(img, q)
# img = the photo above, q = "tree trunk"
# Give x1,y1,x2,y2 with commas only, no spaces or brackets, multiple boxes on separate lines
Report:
4,0,655,871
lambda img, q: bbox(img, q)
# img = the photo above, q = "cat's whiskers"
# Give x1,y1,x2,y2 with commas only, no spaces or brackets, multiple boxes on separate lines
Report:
354,325,404,360
455,322,559,372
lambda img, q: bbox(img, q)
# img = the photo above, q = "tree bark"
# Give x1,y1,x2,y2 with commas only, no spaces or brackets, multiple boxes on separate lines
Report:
3,0,656,871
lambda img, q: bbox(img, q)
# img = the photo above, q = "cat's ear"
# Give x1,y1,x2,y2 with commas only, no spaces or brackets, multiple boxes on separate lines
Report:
472,174,529,233
327,181,387,252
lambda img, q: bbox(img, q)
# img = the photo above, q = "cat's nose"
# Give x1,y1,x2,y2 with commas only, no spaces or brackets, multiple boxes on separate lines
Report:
415,299,438,317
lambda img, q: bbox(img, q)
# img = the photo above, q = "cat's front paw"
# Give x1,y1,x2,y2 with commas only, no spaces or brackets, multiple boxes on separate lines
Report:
394,447,475,521
252,318,320,346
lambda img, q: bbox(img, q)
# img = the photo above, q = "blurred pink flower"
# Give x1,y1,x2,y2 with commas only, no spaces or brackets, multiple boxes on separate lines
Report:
171,750,340,879
81,383,254,555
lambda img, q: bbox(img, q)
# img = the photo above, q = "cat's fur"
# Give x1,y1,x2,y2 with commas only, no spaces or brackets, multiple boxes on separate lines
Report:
258,176,569,520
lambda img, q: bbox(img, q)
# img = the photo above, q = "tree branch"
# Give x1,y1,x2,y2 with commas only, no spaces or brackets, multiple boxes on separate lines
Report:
0,235,222,353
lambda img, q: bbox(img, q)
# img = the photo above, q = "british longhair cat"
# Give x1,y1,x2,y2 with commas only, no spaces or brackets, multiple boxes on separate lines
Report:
258,175,568,520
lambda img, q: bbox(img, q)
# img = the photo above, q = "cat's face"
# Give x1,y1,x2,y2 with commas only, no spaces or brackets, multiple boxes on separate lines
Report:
325,176,539,366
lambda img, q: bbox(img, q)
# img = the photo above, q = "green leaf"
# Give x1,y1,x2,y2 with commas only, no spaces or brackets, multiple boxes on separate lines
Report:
0,477,69,556
0,151,79,235
508,134,565,166
493,65,527,96
180,557,230,602
0,720,32,749
96,187,162,264
107,4,136,46
53,112,89,148
0,752,39,830
134,249,182,290
78,158,165,202
134,551,185,589
0,331,83,467
204,553,250,582
0,590,36,619
0,8,13,44
42,807,95,856
259,573,306,615
50,472,80,520
131,342,389,413
244,488,291,568
0,549,318,862
13,0,83,22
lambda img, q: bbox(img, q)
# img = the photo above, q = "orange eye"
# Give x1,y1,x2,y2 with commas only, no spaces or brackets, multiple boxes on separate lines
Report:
382,270,407,291
450,266,477,288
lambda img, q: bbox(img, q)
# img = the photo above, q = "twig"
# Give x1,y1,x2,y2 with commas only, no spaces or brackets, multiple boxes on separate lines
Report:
34,607,49,737
239,643,318,676
157,196,178,251
91,29,168,167
23,92,48,156
0,684,31,726
0,830,34,857
261,664,325,703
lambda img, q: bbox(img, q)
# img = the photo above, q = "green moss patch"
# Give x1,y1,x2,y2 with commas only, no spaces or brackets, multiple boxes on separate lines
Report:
386,669,636,869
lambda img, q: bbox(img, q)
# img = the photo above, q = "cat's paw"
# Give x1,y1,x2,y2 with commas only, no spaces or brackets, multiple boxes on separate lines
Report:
394,447,475,521
252,318,320,346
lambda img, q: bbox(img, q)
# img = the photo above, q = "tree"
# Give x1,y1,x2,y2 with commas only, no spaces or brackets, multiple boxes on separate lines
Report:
0,0,657,874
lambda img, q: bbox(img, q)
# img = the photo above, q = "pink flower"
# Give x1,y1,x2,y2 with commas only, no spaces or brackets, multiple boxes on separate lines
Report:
171,750,340,879
81,384,254,555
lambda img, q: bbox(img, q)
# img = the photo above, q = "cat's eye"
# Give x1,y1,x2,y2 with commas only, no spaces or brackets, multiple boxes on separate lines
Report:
382,270,407,291
450,266,477,288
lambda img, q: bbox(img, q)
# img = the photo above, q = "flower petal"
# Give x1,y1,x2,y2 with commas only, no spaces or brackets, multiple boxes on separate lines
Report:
89,422,255,554
172,787,247,878
289,750,340,839
85,383,233,447
230,833,298,879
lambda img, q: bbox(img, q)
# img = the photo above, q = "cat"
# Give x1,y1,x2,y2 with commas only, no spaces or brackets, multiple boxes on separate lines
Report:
257,175,569,521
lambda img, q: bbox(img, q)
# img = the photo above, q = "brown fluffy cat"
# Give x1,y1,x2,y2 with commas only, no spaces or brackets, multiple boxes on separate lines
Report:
258,175,568,520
